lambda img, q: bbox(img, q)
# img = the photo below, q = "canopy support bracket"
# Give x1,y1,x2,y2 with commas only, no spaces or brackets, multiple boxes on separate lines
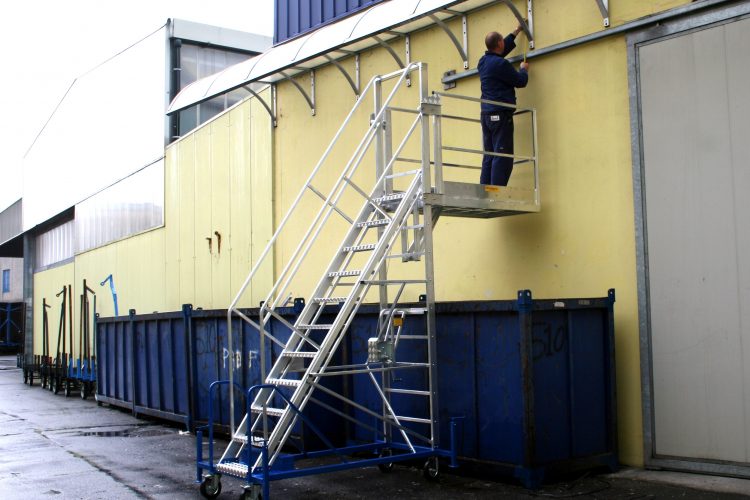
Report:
323,54,360,97
428,14,469,69
373,35,405,70
595,0,610,27
243,85,277,127
499,0,534,49
279,70,315,116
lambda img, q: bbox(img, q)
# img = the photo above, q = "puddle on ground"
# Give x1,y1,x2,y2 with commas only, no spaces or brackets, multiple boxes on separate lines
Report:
76,426,173,438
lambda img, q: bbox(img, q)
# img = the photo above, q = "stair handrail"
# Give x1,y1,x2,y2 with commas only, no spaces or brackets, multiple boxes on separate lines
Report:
226,62,425,434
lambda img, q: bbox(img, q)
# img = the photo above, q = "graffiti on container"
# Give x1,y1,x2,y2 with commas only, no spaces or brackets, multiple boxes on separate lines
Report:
532,323,567,361
222,348,259,369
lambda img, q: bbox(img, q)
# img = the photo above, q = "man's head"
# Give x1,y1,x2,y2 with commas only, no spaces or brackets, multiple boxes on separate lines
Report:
485,31,504,54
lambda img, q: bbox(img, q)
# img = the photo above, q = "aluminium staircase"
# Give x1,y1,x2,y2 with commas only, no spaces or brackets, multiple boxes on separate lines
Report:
196,61,539,500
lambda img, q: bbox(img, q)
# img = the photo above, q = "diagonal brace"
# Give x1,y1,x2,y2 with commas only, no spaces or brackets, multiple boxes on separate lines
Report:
242,85,277,127
499,0,534,47
594,0,610,27
428,14,469,69
373,36,405,69
279,70,316,116
323,54,360,96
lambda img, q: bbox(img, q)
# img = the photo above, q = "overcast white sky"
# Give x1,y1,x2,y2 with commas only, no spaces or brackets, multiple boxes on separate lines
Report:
0,0,274,212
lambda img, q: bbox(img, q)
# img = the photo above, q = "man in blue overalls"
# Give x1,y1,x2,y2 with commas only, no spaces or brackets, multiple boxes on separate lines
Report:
478,24,529,186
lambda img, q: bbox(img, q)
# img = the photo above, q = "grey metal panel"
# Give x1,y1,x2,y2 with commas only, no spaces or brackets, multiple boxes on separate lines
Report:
170,18,272,54
639,16,750,464
0,199,22,246
35,220,75,271
75,160,165,254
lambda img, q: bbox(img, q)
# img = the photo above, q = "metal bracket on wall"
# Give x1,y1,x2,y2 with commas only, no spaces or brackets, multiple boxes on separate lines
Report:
323,54,360,97
279,70,316,116
595,0,610,27
243,84,278,127
499,0,535,49
373,35,405,70
428,13,469,69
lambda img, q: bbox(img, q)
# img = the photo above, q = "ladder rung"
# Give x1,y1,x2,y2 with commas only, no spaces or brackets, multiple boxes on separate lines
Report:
357,219,389,228
251,405,286,417
390,415,432,424
385,169,421,179
328,270,361,277
397,335,428,340
373,192,406,204
267,377,302,387
313,297,347,303
281,351,317,358
343,243,377,253
362,279,427,285
384,388,431,396
298,324,333,330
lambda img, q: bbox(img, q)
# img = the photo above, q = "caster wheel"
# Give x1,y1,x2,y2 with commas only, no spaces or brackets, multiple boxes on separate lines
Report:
240,484,262,500
423,457,440,482
377,449,393,473
80,382,88,400
64,381,71,397
41,376,48,390
52,377,60,394
199,474,222,499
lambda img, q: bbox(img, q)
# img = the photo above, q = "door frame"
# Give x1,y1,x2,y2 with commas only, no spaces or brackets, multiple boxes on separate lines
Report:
628,0,750,478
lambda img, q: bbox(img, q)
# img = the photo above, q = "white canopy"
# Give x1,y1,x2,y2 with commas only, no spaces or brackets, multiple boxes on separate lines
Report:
167,0,520,114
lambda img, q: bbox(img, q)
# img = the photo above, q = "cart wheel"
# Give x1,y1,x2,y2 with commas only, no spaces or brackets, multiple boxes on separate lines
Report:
41,375,48,390
52,377,60,394
377,449,394,473
240,484,262,500
64,381,71,397
199,474,222,499
23,370,28,384
80,382,88,400
29,372,34,386
422,457,440,482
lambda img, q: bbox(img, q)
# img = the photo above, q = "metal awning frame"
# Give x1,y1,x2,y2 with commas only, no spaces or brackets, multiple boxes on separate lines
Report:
168,0,541,117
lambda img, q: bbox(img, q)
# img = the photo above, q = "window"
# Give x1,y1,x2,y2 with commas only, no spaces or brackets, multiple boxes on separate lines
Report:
173,43,251,138
2,269,9,293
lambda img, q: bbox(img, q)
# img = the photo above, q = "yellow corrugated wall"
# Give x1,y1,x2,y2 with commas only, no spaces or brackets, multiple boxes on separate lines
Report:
270,0,690,468
32,89,274,357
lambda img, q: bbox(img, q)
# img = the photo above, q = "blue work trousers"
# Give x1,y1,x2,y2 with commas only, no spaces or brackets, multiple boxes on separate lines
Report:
479,112,514,186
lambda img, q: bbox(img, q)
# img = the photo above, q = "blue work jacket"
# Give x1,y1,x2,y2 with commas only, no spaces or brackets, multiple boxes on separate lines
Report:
478,34,528,114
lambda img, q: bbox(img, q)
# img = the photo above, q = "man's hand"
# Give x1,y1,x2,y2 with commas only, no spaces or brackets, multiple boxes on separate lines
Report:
520,61,529,71
513,19,527,36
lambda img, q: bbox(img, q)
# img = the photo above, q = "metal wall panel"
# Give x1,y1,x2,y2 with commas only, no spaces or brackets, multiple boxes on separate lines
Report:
75,160,164,254
35,221,74,270
274,0,387,43
0,199,22,246
639,16,750,464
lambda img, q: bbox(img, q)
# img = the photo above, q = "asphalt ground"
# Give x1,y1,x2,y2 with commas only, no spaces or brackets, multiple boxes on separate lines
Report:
1,355,749,499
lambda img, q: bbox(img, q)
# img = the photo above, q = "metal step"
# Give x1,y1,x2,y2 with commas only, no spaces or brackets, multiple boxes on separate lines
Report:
297,324,333,330
357,219,390,228
267,377,302,388
328,270,361,277
251,405,286,417
216,461,249,477
343,243,377,253
373,192,406,204
313,297,347,303
232,434,265,445
281,351,317,358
